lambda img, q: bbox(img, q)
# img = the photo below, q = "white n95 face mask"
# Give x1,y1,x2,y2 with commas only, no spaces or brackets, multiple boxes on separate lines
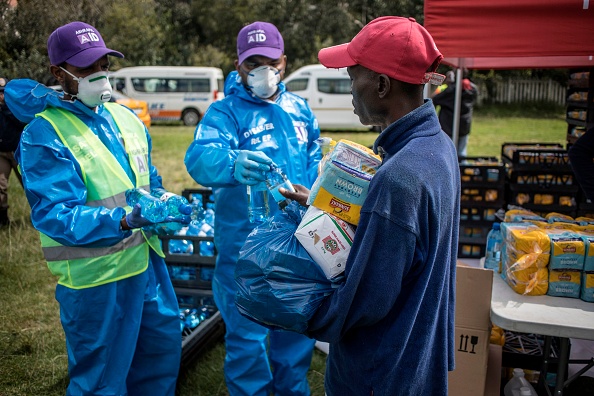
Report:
60,67,112,108
247,66,281,99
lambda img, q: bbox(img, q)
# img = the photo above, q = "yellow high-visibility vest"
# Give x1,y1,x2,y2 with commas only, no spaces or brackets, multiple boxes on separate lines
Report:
37,103,163,289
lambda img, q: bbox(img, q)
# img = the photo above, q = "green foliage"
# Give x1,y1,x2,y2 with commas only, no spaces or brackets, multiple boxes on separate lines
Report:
0,0,430,79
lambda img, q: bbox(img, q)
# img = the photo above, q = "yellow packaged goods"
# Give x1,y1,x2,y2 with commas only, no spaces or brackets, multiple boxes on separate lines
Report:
527,220,579,232
307,161,372,225
576,216,594,225
500,223,550,295
545,212,578,224
502,224,550,259
489,325,505,346
307,139,381,225
578,227,594,272
581,272,594,302
547,270,581,298
547,231,586,271
294,206,355,281
504,208,545,223
505,261,549,296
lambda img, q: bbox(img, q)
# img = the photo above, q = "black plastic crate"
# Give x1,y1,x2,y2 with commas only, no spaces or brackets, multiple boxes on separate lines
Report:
175,286,216,307
459,223,493,243
161,234,217,264
460,206,500,222
461,185,505,206
508,171,576,188
459,157,505,186
457,241,486,259
175,287,224,367
161,234,217,288
167,263,215,289
507,184,579,210
180,311,225,366
501,143,570,171
182,187,215,211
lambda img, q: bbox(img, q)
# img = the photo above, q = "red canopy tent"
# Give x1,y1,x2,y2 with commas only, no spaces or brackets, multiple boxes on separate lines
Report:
424,0,594,70
424,0,594,149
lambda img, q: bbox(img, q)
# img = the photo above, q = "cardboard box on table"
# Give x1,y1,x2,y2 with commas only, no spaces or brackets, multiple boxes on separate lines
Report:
448,263,497,396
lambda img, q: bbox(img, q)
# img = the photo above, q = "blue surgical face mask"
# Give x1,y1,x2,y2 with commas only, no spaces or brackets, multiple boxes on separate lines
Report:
246,65,281,99
60,67,112,107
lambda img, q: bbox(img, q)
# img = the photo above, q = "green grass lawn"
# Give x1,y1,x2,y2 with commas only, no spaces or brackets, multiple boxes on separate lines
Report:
0,107,567,395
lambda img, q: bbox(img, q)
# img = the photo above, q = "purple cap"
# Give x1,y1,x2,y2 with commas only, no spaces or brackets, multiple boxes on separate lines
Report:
237,21,284,65
47,21,124,68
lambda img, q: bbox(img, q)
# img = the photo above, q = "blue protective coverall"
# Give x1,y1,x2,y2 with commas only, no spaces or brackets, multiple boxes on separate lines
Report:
184,72,321,396
305,101,460,396
6,79,181,396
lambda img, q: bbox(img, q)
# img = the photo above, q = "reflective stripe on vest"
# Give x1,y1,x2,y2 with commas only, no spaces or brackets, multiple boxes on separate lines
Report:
37,103,163,289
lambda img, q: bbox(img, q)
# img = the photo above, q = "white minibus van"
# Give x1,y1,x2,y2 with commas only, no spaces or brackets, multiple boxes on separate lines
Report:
284,64,371,131
110,66,224,126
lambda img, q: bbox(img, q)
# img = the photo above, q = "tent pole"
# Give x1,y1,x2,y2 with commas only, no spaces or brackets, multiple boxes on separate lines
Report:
452,61,464,157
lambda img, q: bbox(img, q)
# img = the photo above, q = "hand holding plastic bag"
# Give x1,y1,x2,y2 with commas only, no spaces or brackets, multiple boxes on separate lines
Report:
235,201,338,333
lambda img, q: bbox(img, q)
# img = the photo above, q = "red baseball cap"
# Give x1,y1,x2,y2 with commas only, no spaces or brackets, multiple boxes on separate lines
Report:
318,16,445,85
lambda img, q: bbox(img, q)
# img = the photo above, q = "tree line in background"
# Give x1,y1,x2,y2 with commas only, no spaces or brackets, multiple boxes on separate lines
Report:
0,0,569,103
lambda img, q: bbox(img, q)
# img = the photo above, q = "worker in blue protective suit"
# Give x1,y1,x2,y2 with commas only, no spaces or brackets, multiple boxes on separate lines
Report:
5,21,181,396
184,21,321,396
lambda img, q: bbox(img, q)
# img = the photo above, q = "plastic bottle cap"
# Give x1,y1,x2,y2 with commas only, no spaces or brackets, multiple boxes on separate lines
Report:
513,368,524,376
493,222,501,230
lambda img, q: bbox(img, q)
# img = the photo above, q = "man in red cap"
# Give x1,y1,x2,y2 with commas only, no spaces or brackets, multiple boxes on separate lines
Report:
281,16,460,395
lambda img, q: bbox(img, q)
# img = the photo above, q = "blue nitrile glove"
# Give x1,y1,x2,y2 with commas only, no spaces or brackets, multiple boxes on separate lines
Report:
125,204,155,229
233,150,273,185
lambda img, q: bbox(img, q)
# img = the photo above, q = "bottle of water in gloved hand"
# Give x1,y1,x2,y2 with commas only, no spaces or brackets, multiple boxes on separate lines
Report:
151,189,193,220
266,165,296,210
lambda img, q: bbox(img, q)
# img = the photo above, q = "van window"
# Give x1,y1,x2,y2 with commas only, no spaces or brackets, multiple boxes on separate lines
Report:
285,78,308,92
318,78,351,94
131,77,211,93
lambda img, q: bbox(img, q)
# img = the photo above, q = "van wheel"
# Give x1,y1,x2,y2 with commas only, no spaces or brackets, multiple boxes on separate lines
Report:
182,109,201,126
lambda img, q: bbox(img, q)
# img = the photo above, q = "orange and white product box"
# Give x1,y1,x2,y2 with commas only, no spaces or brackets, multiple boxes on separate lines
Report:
294,206,356,281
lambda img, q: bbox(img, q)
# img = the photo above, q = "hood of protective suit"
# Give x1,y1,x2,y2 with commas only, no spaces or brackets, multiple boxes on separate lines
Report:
4,79,94,123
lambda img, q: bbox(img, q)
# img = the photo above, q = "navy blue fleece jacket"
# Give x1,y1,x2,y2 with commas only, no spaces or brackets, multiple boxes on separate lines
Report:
306,101,460,396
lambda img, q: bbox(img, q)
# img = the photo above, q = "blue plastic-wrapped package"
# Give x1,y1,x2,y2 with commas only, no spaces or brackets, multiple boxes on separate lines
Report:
235,201,337,333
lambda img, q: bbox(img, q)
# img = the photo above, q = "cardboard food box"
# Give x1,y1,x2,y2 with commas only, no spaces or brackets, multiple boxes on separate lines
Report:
448,264,494,396
294,206,355,281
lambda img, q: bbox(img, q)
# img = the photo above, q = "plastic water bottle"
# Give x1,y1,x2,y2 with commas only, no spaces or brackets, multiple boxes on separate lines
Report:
183,308,203,329
125,188,168,223
266,165,295,210
504,368,537,396
484,222,503,271
247,182,269,224
168,225,193,255
151,189,193,219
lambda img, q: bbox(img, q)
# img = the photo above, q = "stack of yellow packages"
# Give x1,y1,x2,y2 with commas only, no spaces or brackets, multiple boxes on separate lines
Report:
501,208,594,301
294,139,382,282
500,218,550,296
